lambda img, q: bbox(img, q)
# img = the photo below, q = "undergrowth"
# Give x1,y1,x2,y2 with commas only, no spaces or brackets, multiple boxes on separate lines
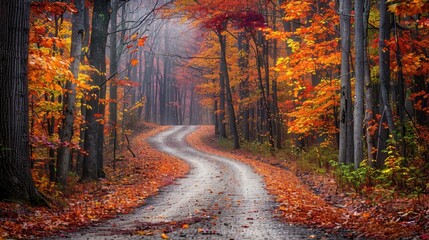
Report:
217,136,428,199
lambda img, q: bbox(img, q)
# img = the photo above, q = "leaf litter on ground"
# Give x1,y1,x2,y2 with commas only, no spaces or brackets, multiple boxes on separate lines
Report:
0,123,189,239
187,125,428,239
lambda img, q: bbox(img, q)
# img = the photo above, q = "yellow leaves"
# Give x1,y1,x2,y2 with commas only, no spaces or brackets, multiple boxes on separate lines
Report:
135,230,153,236
287,39,300,53
161,233,169,239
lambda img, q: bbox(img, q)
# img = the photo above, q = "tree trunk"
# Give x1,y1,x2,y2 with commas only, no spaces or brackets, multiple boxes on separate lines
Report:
238,33,250,141
379,0,395,138
354,0,364,169
218,52,227,138
82,0,110,181
219,33,240,149
144,51,154,122
56,0,85,185
339,0,354,164
252,33,274,151
393,15,406,157
363,0,375,165
109,0,118,145
0,0,46,205
271,9,282,149
76,5,91,174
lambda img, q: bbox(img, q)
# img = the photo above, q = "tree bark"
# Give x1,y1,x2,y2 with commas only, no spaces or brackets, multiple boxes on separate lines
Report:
379,0,395,138
218,51,227,138
218,33,240,149
109,0,118,145
56,0,85,186
363,0,375,165
339,0,354,164
82,0,110,181
354,0,364,169
238,33,250,141
0,0,46,205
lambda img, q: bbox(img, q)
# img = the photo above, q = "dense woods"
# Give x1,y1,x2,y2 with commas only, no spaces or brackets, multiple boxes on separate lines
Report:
0,0,428,238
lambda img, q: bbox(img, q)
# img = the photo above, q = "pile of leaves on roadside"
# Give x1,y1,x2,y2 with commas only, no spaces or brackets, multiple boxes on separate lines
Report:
0,123,189,239
187,126,428,239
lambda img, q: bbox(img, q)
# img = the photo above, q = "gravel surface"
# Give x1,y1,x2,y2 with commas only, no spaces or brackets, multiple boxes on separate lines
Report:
56,126,339,240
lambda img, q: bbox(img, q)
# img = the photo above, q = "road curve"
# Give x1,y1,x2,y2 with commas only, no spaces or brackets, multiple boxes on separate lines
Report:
62,126,328,239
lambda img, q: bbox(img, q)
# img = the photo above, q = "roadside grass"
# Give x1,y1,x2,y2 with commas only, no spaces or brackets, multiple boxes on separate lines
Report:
189,126,426,239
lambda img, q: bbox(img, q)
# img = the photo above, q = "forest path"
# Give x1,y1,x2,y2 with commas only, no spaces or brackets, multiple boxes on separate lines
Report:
63,125,329,239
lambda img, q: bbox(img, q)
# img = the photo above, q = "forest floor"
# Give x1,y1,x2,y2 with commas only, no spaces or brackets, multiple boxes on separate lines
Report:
1,124,428,239
187,126,429,239
60,125,330,239
0,123,189,239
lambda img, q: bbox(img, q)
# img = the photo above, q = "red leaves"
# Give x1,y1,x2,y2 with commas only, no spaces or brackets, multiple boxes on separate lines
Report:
31,1,77,16
1,125,189,239
187,126,428,239
203,11,265,33
112,79,140,87
137,36,148,47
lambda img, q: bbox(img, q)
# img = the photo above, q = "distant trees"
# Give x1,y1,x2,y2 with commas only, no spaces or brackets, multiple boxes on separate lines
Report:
1,0,428,204
174,0,429,190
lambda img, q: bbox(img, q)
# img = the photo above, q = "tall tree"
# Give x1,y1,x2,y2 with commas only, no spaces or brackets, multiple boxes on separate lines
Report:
363,0,374,165
218,32,240,149
354,0,365,169
82,0,110,180
378,0,395,139
339,0,353,164
109,0,119,168
56,0,85,186
0,0,46,205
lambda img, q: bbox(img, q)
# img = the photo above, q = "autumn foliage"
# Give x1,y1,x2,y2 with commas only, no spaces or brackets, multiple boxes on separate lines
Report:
0,124,189,239
188,126,427,239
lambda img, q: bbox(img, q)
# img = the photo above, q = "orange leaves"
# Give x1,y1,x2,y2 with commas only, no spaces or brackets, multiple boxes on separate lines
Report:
113,79,140,87
281,0,312,21
31,1,77,16
188,126,427,239
130,58,139,66
387,0,429,17
160,233,169,239
2,125,189,239
287,79,339,137
137,36,148,47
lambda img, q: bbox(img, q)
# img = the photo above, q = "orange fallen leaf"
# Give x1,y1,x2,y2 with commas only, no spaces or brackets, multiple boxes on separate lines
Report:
161,233,169,239
130,59,138,66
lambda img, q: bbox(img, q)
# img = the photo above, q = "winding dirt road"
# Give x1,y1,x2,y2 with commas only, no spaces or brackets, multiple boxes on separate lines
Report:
65,126,330,239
